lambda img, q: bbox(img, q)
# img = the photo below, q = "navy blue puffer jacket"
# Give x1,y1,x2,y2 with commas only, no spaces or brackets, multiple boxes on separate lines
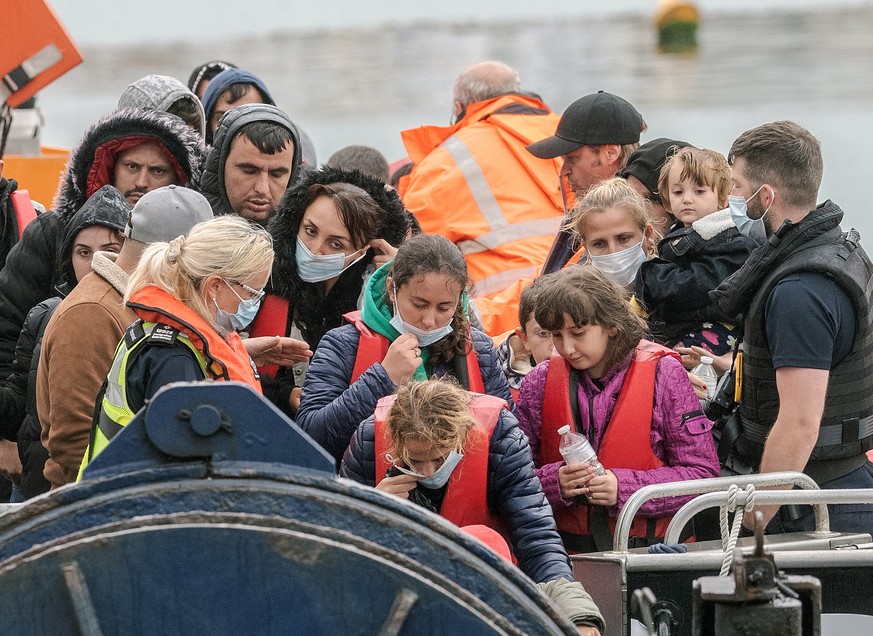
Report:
340,408,575,585
296,324,513,463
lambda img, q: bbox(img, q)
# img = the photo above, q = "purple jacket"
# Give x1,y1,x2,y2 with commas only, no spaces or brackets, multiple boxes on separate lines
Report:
516,350,719,518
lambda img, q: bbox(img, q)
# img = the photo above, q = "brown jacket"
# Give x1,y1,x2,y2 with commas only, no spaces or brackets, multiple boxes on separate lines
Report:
37,253,134,487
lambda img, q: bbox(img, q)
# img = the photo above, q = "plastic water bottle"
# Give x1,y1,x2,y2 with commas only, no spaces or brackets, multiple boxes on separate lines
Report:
557,425,606,476
692,355,718,401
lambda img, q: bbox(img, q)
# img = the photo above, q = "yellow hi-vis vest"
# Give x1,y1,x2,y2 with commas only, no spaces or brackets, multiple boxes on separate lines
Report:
77,320,209,479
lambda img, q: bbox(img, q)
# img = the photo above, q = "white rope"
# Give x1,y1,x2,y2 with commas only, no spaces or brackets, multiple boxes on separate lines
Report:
719,484,756,576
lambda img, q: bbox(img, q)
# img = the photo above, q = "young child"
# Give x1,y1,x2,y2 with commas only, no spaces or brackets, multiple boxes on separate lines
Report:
340,379,604,634
634,146,758,354
495,278,554,400
516,266,719,552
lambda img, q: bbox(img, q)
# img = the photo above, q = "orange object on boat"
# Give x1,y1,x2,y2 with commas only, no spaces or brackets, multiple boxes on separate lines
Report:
0,0,83,108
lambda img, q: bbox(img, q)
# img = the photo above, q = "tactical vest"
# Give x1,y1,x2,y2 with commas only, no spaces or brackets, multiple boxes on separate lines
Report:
737,227,873,467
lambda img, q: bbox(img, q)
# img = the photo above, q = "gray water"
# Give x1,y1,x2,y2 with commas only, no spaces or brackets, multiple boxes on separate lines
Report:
37,3,873,237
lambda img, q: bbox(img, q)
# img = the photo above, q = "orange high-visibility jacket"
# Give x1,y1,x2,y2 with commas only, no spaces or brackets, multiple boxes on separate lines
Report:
400,94,566,301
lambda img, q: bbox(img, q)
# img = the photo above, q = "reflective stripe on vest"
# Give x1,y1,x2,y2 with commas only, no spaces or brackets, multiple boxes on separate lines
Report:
374,392,507,531
88,321,209,466
343,310,485,393
540,342,677,542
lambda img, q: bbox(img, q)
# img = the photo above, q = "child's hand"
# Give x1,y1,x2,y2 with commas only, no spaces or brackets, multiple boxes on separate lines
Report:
376,473,419,499
584,470,618,507
687,372,709,400
558,463,597,501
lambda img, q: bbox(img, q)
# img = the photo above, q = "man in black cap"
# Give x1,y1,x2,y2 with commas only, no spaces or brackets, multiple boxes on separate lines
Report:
527,91,646,195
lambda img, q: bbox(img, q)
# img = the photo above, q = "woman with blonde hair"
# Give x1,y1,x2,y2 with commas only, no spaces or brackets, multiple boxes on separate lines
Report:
340,379,604,635
81,216,280,468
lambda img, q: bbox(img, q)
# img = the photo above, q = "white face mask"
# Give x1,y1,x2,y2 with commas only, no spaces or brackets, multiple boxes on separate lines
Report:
729,184,770,242
588,241,648,287
389,284,454,346
295,237,367,283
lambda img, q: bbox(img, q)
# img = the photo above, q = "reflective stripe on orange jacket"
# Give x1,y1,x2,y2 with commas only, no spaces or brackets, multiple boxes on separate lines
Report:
399,94,566,300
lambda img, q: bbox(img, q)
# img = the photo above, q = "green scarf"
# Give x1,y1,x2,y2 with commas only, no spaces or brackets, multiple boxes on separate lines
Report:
360,262,429,380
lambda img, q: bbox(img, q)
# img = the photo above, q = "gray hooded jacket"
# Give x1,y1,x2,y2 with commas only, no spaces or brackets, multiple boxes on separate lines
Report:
117,74,206,138
198,103,303,218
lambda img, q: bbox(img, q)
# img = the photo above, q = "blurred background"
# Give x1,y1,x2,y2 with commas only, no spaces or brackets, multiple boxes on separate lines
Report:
35,0,873,235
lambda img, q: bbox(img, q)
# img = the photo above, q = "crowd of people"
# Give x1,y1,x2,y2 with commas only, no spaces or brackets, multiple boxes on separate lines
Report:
2,57,873,634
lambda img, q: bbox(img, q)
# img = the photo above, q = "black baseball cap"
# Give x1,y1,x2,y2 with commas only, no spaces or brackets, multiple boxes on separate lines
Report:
617,137,692,197
526,91,644,159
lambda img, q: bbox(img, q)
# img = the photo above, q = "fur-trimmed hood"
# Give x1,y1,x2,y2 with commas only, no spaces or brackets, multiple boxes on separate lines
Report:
198,103,303,218
268,165,411,301
53,108,205,225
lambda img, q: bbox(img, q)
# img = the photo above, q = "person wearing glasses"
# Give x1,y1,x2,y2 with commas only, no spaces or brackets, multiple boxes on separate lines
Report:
78,215,294,471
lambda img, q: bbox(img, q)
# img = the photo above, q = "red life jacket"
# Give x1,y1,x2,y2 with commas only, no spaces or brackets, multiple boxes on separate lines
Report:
373,392,506,531
540,341,680,545
10,189,37,240
343,310,485,393
247,294,290,377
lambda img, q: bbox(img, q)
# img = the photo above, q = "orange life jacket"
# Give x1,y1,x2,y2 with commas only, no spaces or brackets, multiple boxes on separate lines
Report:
247,293,290,377
540,341,679,546
10,189,37,239
343,310,485,393
374,392,507,531
400,94,569,300
127,285,262,391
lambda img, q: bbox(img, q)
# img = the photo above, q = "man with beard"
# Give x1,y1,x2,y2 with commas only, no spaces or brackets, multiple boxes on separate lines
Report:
0,108,204,379
711,120,873,535
198,103,302,225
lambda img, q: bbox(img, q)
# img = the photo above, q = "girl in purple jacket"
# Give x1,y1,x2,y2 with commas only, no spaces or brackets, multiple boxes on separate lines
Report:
516,266,719,552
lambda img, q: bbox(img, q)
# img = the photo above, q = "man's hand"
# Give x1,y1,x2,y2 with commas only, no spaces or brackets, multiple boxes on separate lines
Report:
0,439,22,484
243,336,312,367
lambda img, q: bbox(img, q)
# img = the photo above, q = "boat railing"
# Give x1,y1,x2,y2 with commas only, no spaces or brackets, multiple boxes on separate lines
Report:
613,472,821,552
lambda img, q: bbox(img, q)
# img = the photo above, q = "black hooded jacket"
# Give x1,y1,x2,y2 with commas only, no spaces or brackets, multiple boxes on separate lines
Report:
0,109,204,378
0,177,21,268
198,104,303,218
259,166,410,413
1,185,130,499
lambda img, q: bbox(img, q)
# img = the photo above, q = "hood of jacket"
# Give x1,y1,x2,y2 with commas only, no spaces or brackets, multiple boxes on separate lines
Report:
116,74,206,138
53,108,205,226
58,185,130,287
201,68,275,144
268,165,411,301
198,103,303,218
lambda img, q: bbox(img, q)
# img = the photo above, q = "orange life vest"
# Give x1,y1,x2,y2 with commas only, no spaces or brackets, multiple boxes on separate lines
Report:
540,341,679,546
343,310,485,393
10,189,37,239
246,293,290,377
400,94,568,300
128,285,262,391
374,392,506,531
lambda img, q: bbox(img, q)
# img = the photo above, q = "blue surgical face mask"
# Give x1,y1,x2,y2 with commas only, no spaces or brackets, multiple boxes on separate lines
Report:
389,284,455,347
296,237,367,283
729,184,769,242
588,241,648,287
214,279,263,332
386,451,464,490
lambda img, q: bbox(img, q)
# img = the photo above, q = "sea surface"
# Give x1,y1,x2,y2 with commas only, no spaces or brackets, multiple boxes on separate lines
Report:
33,0,873,238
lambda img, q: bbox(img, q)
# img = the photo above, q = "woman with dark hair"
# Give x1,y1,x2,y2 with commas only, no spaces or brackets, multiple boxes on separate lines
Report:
295,233,513,464
248,166,411,417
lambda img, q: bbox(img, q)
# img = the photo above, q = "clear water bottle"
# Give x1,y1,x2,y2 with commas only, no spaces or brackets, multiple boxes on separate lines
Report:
692,355,718,402
557,425,606,476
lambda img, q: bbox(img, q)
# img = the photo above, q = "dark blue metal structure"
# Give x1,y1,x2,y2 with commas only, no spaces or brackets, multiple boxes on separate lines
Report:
0,382,576,636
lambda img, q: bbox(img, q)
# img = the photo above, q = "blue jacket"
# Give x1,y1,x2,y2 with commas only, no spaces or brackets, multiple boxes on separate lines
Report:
296,324,513,463
339,408,575,585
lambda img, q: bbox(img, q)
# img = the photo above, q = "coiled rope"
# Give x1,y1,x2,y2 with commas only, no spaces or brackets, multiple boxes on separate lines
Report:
719,483,755,576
